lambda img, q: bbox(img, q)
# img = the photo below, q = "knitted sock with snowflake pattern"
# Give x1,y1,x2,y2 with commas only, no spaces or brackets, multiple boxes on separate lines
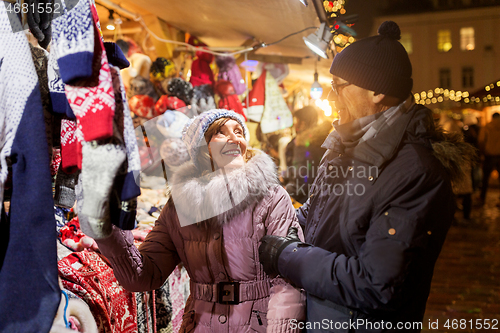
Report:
47,45,75,119
60,119,79,173
51,0,95,84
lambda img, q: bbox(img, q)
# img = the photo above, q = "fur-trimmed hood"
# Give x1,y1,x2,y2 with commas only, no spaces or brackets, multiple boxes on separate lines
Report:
431,126,477,189
403,103,477,187
170,151,279,226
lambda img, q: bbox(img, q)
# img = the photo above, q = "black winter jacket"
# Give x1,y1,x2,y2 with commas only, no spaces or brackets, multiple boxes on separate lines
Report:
278,103,471,332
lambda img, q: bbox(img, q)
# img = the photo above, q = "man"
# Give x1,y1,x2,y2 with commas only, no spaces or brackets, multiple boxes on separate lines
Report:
478,112,500,205
259,21,472,332
282,105,332,204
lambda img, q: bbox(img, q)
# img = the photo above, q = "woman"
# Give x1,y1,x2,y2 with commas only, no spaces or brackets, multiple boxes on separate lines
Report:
94,109,305,332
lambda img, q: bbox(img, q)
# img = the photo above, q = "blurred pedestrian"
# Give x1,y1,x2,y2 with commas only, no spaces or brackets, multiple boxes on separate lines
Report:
282,105,331,204
478,112,500,205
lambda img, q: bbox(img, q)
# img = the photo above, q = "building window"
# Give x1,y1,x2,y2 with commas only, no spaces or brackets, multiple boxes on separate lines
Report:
440,68,451,88
460,27,474,51
462,67,474,88
437,30,452,52
400,33,413,54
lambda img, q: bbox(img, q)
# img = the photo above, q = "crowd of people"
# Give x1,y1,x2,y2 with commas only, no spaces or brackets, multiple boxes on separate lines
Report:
439,109,500,224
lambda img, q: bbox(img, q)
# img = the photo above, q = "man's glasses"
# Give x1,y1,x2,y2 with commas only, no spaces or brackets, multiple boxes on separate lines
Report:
331,81,351,95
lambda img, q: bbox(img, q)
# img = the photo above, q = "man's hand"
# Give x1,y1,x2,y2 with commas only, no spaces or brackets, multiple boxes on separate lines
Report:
259,226,302,278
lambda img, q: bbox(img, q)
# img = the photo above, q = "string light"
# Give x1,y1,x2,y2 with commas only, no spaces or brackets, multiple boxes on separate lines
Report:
413,86,500,107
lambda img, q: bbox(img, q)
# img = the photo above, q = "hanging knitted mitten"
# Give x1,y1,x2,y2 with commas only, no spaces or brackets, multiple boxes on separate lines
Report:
75,176,112,239
54,168,79,209
80,140,126,220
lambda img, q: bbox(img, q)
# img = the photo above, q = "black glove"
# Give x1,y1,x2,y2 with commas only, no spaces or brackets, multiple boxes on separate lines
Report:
27,0,53,49
259,226,302,278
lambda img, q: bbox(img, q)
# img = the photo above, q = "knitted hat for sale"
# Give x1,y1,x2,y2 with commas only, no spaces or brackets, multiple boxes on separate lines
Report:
150,57,176,82
329,21,413,100
156,110,191,139
129,95,155,119
182,109,249,163
155,95,186,116
190,84,216,115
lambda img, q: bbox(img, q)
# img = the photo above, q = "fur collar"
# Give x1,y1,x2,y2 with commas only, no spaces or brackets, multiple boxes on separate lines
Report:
170,151,279,226
431,127,477,187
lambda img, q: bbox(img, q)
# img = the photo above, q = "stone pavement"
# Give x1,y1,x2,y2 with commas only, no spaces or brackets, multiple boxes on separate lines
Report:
422,189,500,332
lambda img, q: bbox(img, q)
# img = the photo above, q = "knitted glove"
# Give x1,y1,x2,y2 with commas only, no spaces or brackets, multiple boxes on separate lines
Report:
259,226,309,278
76,176,113,239
80,141,126,220
54,168,78,209
26,0,53,49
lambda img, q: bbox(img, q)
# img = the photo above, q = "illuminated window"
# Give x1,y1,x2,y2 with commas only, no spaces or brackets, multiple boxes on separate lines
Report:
400,33,413,54
460,27,474,51
437,30,452,52
439,68,451,88
462,67,474,88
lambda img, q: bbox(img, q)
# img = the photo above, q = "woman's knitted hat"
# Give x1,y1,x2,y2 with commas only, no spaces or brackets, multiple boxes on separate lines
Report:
182,109,249,163
329,21,412,100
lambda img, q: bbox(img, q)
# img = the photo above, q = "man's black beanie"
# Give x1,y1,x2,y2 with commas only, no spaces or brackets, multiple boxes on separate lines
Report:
329,21,413,100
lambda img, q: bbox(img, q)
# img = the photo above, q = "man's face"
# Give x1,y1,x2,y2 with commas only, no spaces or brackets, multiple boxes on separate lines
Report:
328,75,379,125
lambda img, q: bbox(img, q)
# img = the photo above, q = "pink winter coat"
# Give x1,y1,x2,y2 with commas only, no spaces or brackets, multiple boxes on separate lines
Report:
96,152,305,332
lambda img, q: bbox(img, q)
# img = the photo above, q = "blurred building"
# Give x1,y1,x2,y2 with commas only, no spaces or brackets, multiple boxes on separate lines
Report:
371,1,500,123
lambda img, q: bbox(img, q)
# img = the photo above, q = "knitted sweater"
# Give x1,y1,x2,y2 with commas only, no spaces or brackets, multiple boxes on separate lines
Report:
0,5,60,332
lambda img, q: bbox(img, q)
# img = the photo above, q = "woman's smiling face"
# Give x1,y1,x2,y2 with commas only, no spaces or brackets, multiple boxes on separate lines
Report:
208,119,248,169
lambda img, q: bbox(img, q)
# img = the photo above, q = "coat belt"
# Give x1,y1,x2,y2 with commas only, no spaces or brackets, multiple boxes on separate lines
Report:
190,279,271,304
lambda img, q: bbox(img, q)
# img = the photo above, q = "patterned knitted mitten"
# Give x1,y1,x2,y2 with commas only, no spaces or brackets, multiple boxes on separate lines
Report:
54,168,79,209
80,141,126,220
76,169,111,239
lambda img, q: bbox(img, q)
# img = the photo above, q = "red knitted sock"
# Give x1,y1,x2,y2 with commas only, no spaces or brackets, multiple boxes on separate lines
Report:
60,119,79,173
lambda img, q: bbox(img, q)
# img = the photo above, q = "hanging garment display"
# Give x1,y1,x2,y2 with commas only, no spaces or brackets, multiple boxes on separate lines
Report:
242,69,266,122
215,54,246,95
190,49,215,87
215,80,247,120
259,71,293,134
253,62,289,85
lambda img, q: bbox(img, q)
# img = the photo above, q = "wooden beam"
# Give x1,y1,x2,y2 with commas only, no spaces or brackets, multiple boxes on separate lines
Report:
246,53,303,65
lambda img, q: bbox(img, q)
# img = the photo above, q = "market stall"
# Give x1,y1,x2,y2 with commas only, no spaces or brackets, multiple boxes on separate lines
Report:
0,0,349,330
